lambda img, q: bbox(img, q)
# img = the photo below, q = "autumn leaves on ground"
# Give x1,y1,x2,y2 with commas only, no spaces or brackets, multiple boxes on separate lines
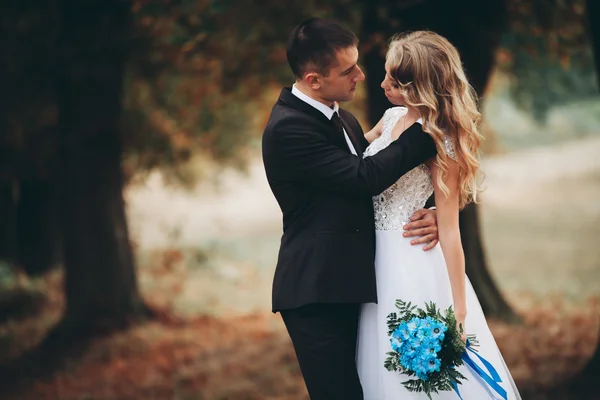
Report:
0,266,597,400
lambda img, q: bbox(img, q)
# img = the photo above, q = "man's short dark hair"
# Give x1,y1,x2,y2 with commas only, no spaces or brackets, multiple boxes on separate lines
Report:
286,18,358,78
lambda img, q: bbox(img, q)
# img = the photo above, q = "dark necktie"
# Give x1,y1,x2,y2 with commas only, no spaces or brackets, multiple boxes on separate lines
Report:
332,112,361,155
331,112,345,136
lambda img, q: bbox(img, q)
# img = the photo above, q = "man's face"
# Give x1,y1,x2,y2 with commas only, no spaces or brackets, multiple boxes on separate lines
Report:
318,46,365,104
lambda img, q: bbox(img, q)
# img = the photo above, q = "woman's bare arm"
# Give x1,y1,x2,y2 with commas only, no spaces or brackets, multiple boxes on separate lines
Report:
364,115,384,143
426,157,467,340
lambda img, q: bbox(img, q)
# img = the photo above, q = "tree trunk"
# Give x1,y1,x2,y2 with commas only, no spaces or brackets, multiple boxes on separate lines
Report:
50,0,150,341
0,1,63,277
458,203,518,321
0,181,18,264
17,179,62,275
361,0,520,322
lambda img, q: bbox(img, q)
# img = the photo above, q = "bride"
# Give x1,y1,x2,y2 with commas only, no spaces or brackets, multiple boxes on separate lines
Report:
356,31,521,399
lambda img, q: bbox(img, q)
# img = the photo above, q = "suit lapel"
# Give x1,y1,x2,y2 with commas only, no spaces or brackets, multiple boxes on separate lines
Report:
278,88,352,152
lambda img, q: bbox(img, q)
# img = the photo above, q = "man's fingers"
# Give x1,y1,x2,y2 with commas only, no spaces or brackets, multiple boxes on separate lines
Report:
409,233,436,245
410,209,428,221
403,227,436,238
422,239,439,251
405,208,438,250
403,219,433,230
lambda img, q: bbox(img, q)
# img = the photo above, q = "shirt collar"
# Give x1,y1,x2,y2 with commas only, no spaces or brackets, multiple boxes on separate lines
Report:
291,84,339,120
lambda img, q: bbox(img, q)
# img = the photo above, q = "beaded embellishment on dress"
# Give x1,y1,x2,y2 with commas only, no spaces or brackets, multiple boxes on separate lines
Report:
364,107,455,230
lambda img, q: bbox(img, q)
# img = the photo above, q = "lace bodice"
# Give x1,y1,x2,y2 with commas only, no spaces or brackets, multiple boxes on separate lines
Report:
364,107,455,231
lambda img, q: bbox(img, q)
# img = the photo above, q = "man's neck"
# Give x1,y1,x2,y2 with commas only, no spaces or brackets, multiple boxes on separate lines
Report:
294,81,335,109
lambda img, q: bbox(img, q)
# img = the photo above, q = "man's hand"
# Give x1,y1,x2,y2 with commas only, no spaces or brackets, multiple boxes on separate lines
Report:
402,208,438,251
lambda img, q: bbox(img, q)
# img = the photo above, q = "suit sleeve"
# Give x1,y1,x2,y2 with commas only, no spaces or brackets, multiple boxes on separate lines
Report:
264,118,437,196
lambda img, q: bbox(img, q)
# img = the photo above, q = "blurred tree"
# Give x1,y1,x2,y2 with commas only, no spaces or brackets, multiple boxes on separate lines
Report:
0,1,63,294
0,185,17,267
360,0,520,322
498,0,597,122
0,0,151,338
48,0,152,340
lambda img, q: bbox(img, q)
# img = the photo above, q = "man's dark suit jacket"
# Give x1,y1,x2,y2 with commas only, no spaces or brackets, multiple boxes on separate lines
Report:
262,87,437,312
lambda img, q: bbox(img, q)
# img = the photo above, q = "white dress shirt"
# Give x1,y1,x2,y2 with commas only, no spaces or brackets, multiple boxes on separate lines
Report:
291,84,358,156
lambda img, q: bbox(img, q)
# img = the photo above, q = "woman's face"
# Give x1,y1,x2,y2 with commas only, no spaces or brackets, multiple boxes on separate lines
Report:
381,66,406,106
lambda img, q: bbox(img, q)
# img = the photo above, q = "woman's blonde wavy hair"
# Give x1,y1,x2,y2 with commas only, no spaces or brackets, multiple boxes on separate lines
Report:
386,31,482,209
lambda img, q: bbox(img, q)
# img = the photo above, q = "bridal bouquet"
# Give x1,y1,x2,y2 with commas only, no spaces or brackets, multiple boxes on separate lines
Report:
384,300,475,399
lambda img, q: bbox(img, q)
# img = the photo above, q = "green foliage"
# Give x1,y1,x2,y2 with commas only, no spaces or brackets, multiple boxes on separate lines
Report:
498,0,598,121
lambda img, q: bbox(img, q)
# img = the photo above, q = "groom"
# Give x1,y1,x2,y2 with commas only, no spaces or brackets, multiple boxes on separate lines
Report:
262,18,439,399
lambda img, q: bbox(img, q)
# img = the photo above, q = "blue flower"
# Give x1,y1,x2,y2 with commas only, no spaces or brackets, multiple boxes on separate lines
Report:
409,337,423,351
395,321,411,341
426,356,441,373
400,353,415,369
417,328,430,340
390,337,403,353
407,318,421,333
422,338,442,355
421,316,435,329
392,329,401,340
431,320,447,339
413,357,432,381
413,317,440,340
414,355,439,377
403,344,417,358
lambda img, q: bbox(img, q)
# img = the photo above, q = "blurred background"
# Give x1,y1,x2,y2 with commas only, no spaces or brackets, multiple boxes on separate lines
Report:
0,0,598,399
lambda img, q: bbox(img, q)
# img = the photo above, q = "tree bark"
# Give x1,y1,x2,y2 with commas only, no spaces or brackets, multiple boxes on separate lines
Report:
17,179,62,276
0,181,18,264
361,0,520,322
50,0,150,341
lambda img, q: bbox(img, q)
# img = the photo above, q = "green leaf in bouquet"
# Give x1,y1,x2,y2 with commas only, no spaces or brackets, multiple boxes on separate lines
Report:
386,312,399,335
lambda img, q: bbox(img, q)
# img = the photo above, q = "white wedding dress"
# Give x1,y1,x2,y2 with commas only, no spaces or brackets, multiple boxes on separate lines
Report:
356,107,521,399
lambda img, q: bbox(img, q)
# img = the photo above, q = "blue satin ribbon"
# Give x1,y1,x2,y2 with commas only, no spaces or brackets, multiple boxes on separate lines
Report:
452,341,508,400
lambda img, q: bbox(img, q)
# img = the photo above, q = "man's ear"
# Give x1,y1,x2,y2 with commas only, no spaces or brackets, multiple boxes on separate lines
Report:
304,72,321,90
